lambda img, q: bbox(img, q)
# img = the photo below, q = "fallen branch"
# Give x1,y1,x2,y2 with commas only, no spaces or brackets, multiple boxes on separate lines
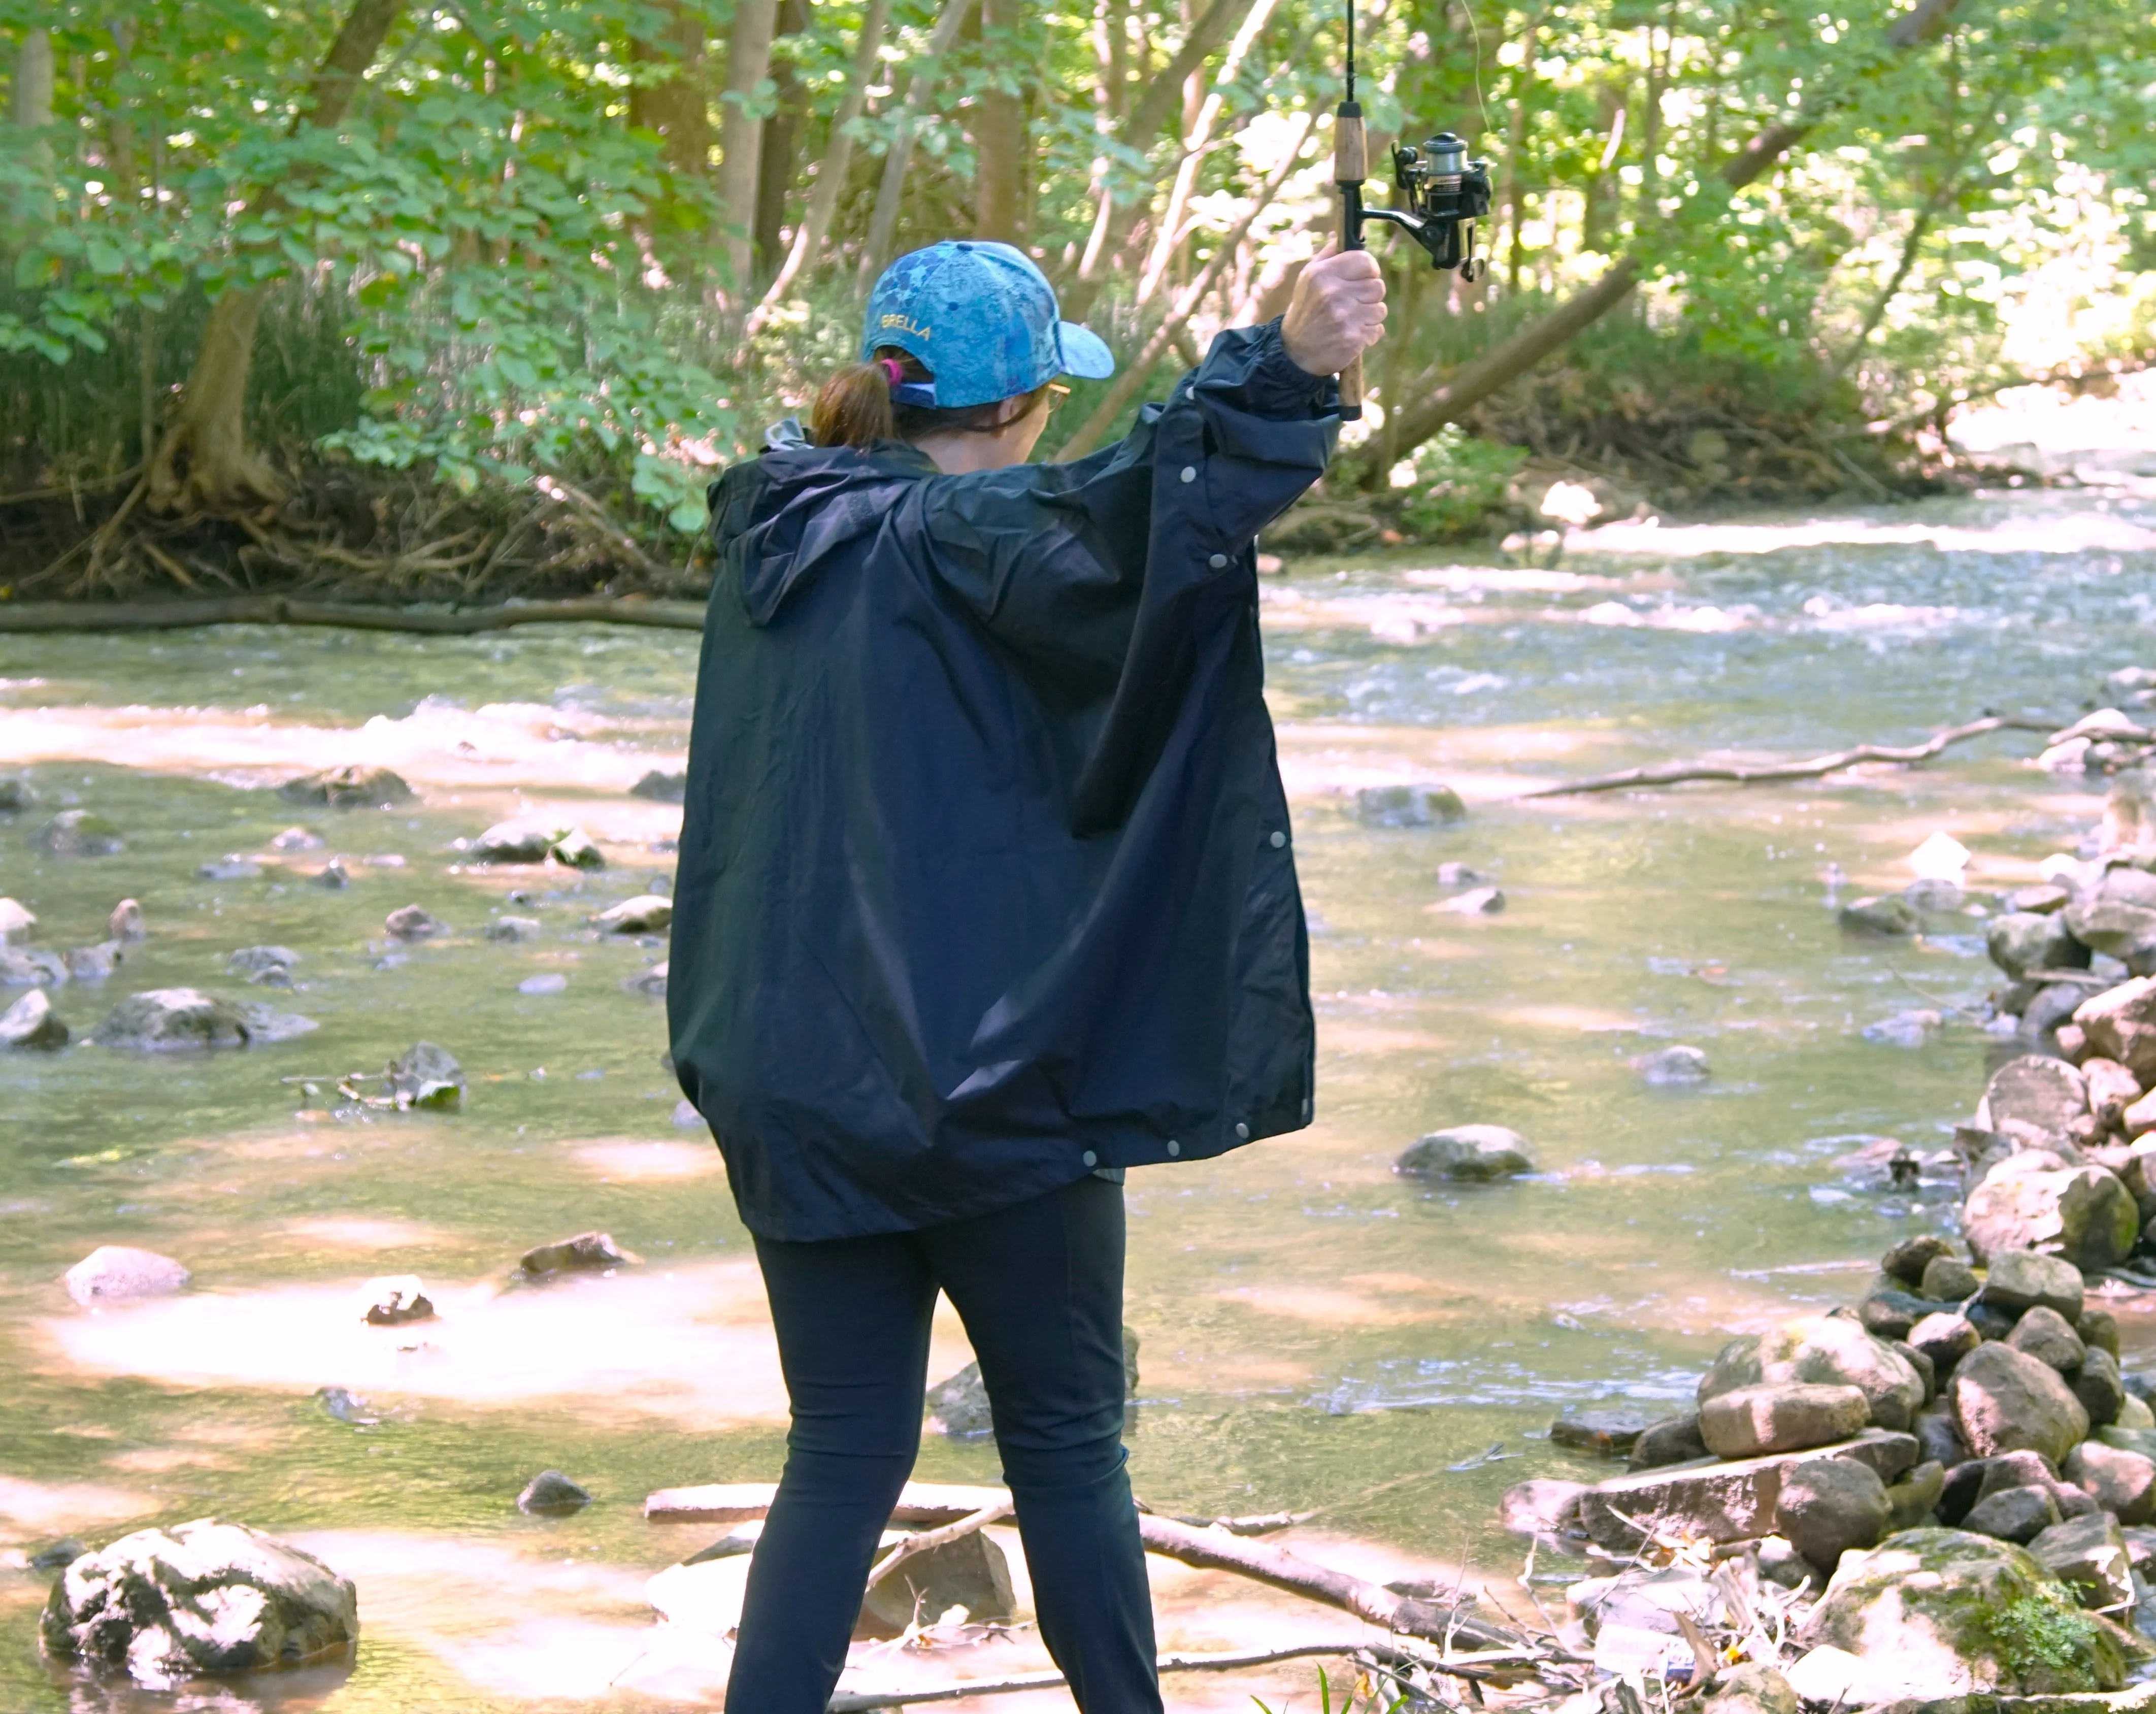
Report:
1516,714,2058,799
864,1499,1013,1593
825,1640,1417,1710
645,1480,1009,1526
0,596,706,636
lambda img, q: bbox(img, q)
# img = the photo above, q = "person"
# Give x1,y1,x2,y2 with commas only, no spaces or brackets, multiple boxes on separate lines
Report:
668,236,1386,1713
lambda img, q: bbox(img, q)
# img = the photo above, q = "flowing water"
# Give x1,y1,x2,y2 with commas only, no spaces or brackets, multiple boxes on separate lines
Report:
3,483,2155,1710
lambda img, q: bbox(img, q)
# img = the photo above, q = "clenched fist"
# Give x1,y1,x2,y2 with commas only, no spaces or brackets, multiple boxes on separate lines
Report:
1280,239,1387,379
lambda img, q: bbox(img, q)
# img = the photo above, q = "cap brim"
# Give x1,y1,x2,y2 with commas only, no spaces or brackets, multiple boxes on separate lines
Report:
1057,321,1116,381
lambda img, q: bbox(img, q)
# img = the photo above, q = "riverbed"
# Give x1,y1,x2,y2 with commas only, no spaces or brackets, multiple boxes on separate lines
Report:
3,482,2153,1710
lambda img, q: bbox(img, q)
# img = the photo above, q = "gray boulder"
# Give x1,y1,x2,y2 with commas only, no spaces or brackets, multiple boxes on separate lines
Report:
1886,1460,1946,1532
629,769,687,803
1699,1315,1926,1431
473,820,556,863
1919,1256,1979,1301
65,941,123,980
1775,1458,1890,1570
1840,895,1920,936
1550,1408,1651,1456
2066,890,2156,967
1,946,67,986
1914,1405,1968,1470
1700,1383,1870,1459
1394,1125,1536,1181
1,988,67,1049
2078,1306,2122,1358
2083,1058,2143,1126
2006,1305,2087,1371
1355,783,1466,828
108,899,145,940
1964,1166,2138,1270
1576,1430,1917,1551
32,810,125,855
2064,1440,2156,1525
228,946,298,979
929,1328,1141,1438
1979,1055,2089,1138
64,1246,189,1305
856,1529,1015,1638
1882,1234,1958,1285
549,828,605,870
1804,1527,2127,1694
592,894,672,934
1628,1413,1710,1470
1989,912,2092,981
1950,1342,2089,1464
2075,978,2156,1081
279,765,412,808
383,905,448,941
40,1519,357,1685
386,1042,463,1111
1634,1045,1710,1084
1982,1250,2086,1320
1497,1477,1589,1544
91,989,253,1051
1962,1483,2061,1543
0,896,34,940
484,916,543,943
2073,1346,2126,1428
516,1471,591,1515
2028,1511,2134,1611
519,1231,640,1277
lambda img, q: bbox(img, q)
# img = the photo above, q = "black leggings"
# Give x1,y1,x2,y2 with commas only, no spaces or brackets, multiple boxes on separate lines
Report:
728,1173,1163,1713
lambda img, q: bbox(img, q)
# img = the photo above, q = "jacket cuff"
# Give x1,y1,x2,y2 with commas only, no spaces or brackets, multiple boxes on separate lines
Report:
1246,318,1334,417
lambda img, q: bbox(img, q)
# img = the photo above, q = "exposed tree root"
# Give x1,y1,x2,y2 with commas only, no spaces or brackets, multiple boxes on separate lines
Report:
1517,714,2059,798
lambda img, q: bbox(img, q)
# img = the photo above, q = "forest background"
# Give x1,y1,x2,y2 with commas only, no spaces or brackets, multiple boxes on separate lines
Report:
1,0,2152,602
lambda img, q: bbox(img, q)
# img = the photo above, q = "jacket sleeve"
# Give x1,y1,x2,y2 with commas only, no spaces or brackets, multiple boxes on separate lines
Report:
916,318,1335,682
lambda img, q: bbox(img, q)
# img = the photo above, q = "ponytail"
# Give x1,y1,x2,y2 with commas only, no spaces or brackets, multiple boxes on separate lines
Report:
809,347,1052,450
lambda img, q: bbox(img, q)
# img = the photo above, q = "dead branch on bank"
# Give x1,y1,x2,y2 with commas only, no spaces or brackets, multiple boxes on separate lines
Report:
1517,714,2058,799
864,1498,1013,1593
0,595,706,636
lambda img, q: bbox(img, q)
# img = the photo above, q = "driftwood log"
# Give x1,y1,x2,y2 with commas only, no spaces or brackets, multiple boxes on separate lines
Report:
0,596,706,636
1517,714,2058,798
644,1480,1531,1656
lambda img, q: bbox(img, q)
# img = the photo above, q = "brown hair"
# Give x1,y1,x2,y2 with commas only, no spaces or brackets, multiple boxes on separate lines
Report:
810,346,1050,450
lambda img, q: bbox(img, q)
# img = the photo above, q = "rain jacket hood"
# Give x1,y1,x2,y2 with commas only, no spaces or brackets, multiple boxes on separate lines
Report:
669,320,1334,1241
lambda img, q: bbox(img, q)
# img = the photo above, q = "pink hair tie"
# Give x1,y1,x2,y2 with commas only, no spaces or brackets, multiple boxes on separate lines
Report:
878,357,905,386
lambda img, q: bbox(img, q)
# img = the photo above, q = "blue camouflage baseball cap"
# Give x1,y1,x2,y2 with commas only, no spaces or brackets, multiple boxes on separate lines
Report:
863,241,1115,409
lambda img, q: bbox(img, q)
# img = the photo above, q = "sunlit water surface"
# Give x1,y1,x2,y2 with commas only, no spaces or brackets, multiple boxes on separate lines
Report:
2,486,2153,1709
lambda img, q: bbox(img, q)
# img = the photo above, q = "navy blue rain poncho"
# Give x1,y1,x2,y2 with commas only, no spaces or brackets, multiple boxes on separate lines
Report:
668,320,1336,1242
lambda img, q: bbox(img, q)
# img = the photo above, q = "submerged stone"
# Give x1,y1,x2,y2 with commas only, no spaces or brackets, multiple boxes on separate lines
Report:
279,765,412,808
519,1231,640,1278
65,1245,189,1305
1395,1124,1536,1181
516,1471,591,1515
592,894,672,934
1356,783,1466,828
1966,1166,2138,1271
1550,1407,1651,1456
629,770,687,803
32,810,125,856
1,988,68,1049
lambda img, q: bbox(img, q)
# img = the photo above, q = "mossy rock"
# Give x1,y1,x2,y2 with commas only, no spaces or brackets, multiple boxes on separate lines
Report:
1808,1528,2127,1695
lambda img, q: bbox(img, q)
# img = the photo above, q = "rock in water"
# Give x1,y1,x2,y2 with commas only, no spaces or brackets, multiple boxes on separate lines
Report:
2064,1441,2156,1525
0,777,33,812
0,896,36,939
926,1363,993,1437
1628,1413,1710,1470
1964,1166,2138,1270
1881,1234,1958,1285
1700,1315,1926,1432
1840,895,1919,936
484,916,543,943
313,861,350,890
2075,978,2156,1081
1394,1125,1537,1180
1701,1383,1871,1459
40,1519,357,1686
1951,1342,2089,1464
2028,1512,2135,1610
856,1529,1016,1639
0,946,67,986
472,820,556,863
90,990,254,1051
622,961,668,998
1,988,68,1049
1980,1055,2091,1139
592,894,672,934
1803,1527,2125,1695
386,1042,463,1110
1982,1250,2086,1321
228,946,299,981
629,770,687,803
548,828,605,869
1633,1045,1710,1084
360,1276,434,1326
1988,913,2091,982
383,905,448,942
279,765,413,808
1497,1477,1588,1544
65,1246,189,1305
196,856,262,881
519,1232,640,1277
1576,1430,1918,1551
32,811,125,856
270,827,324,851
1775,1458,1890,1570
1438,885,1505,915
107,899,145,941
516,1471,591,1515
1550,1408,1651,1456
65,941,123,980
1356,784,1466,828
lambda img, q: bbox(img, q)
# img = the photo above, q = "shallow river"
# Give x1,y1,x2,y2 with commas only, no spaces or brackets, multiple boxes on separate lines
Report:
3,486,2154,1710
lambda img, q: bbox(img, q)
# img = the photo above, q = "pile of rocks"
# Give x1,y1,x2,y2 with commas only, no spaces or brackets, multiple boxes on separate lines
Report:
1499,766,2156,1703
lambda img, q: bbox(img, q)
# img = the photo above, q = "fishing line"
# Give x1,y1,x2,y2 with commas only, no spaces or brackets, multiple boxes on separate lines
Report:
1464,0,1492,142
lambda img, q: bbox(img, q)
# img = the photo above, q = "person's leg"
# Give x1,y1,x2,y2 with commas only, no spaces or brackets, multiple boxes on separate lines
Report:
726,1228,937,1714
924,1174,1162,1714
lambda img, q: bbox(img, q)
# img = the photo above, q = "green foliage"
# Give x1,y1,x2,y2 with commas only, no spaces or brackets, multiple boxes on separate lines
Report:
1252,1664,1410,1714
1392,425,1528,541
1985,1592,2105,1685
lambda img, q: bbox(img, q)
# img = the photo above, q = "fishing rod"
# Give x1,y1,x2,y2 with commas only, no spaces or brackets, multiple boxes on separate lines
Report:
1332,0,1494,419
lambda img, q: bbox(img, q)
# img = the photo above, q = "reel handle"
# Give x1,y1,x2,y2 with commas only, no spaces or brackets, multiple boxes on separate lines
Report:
1333,102,1367,420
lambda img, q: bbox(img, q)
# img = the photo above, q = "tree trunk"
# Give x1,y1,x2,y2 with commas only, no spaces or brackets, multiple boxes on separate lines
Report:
746,0,891,332
857,0,979,292
1363,0,1967,486
971,0,1027,241
146,0,408,516
753,0,811,281
714,0,781,304
1060,0,1256,321
628,0,710,180
12,25,53,128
